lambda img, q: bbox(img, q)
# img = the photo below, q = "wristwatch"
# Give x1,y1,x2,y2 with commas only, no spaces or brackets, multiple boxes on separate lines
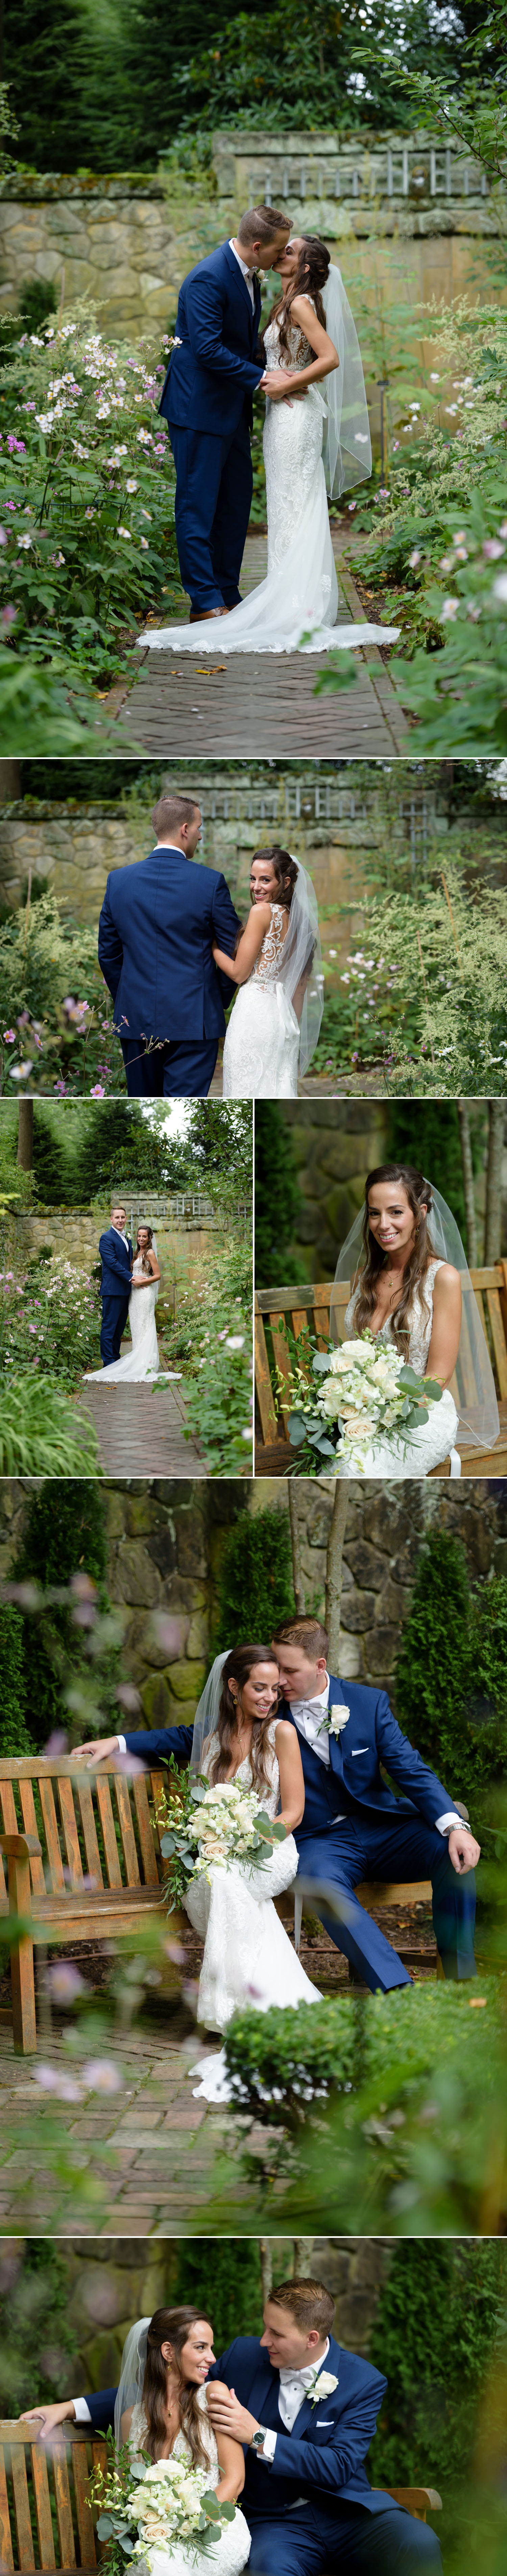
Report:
250,2427,267,2450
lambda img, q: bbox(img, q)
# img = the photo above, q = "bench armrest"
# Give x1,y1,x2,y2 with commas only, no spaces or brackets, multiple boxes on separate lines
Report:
0,1833,43,1858
374,2488,442,2515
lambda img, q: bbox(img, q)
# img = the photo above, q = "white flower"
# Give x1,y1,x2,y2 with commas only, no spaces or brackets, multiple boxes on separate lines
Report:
117,525,132,539
312,2370,338,2401
493,573,507,603
441,597,459,620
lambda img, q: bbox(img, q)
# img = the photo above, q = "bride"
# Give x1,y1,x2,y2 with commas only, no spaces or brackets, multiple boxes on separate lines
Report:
215,844,323,1097
139,235,399,659
331,1161,500,1480
182,1644,320,2104
85,1225,167,1385
117,2307,250,2576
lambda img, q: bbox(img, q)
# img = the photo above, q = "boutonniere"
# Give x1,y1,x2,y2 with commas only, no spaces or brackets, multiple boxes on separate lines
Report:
316,1703,349,1741
310,2371,338,2407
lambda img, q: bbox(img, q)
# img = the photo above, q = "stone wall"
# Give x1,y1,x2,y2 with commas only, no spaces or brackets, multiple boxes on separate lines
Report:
3,2235,393,2389
269,1101,507,1276
0,1476,505,1735
249,1477,507,1704
0,132,502,336
13,1200,230,1289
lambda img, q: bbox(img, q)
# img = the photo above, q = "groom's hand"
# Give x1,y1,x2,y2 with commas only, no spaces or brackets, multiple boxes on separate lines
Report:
261,369,300,400
21,2402,76,2440
206,2386,260,2446
448,1825,480,1873
73,1735,120,1767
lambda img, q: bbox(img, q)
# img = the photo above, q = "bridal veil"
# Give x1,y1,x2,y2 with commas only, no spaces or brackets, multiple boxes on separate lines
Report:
321,263,372,497
115,2317,150,2447
330,1183,500,1451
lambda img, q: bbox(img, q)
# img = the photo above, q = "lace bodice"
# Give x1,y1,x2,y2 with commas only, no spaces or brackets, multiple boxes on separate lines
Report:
202,1717,281,1818
264,311,317,373
344,1260,444,1376
128,2389,218,2488
251,901,288,990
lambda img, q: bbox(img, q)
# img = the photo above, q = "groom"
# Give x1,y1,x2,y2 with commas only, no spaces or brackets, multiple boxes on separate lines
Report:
98,790,241,1097
24,2275,441,2572
159,204,298,617
98,1203,132,1367
75,1617,479,1989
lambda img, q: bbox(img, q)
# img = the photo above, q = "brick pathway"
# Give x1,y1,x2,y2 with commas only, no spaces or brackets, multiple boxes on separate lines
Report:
80,1379,206,1477
115,532,407,760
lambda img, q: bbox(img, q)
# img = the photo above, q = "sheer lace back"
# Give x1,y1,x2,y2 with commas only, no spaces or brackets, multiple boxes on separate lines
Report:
251,902,289,989
203,1717,281,1817
264,309,317,373
128,2389,219,2486
344,1259,443,1375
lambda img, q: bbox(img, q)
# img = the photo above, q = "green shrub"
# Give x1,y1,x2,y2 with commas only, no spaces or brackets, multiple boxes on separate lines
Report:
223,1996,356,2119
213,1502,295,1654
0,1375,101,1475
173,2241,263,2347
0,1603,33,1755
0,1253,102,1386
369,2239,505,2509
255,1105,303,1285
395,1531,507,1809
12,1482,119,1752
0,2239,81,2415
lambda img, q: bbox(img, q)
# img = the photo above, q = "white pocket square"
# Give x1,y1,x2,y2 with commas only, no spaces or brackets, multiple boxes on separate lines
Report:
351,1748,369,1756
316,2419,334,2426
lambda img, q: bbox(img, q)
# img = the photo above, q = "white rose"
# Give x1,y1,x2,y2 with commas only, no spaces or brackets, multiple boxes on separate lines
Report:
314,2370,338,2398
320,1378,344,1418
337,1340,373,1367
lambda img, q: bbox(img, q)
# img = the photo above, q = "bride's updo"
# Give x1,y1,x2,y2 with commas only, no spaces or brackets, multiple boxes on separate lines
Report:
210,1642,280,1797
141,2306,211,2468
253,845,299,908
270,235,331,360
352,1163,438,1357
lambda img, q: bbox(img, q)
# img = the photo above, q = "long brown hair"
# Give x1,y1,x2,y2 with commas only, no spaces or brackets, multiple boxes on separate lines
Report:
352,1163,437,1356
210,1643,280,1796
141,2307,212,2468
136,1224,153,1274
270,235,330,362
233,845,300,957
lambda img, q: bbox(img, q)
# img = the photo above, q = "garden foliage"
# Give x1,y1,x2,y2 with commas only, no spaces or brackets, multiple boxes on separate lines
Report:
394,1529,507,1811
10,1482,121,1753
213,1500,295,1654
0,1372,101,1474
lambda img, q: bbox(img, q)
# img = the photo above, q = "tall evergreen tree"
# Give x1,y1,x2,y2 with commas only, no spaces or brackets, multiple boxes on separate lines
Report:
255,1104,302,1285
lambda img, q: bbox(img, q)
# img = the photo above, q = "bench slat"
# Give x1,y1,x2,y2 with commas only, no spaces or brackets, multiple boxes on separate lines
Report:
0,2447,15,2571
39,1782,65,1893
57,1781,83,1887
11,2449,35,2570
132,1774,160,1885
18,1787,46,1897
113,1777,141,1886
0,1782,20,1837
486,1287,507,1399
269,1314,292,1442
95,1779,123,1890
72,2445,96,2566
31,2451,56,2569
75,1782,104,1889
254,1299,277,1444
52,2451,75,2569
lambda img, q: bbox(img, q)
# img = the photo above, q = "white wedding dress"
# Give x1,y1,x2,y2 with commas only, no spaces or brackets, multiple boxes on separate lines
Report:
127,2394,250,2576
339,1260,460,1478
86,1257,165,1384
138,310,399,658
222,903,300,1097
186,1719,320,2104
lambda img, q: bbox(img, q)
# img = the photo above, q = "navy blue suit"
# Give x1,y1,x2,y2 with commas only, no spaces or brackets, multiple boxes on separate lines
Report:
98,1226,132,1367
159,242,264,612
97,842,240,1096
121,1675,476,1989
82,2335,441,2574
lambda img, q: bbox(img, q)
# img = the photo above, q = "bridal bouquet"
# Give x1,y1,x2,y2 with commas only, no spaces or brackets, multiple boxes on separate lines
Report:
286,1330,443,1476
156,1762,287,1911
92,2443,237,2575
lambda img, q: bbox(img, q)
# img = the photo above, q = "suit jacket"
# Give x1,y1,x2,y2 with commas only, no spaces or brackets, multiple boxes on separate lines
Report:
279,1674,454,1839
122,1677,454,1834
83,2336,388,2519
98,1228,132,1305
97,845,241,1044
159,242,264,438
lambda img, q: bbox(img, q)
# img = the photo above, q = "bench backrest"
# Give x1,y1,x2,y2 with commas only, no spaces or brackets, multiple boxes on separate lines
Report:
0,1759,168,1903
0,2425,107,2573
255,1262,507,1446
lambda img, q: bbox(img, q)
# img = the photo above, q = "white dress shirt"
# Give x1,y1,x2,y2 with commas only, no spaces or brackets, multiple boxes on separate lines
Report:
288,1675,461,1835
260,2338,330,2463
111,1224,129,1247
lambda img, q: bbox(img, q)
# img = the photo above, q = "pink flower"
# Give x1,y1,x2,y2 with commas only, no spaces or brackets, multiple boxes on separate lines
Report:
82,2058,123,2094
3,1030,16,1041
90,1083,105,1096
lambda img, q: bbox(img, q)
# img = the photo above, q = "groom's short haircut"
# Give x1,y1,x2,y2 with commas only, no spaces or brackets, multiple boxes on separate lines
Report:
237,205,291,247
151,793,199,835
267,2279,336,2336
272,1616,329,1658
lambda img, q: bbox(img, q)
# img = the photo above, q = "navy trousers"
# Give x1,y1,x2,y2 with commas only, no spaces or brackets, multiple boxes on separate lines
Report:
99,1289,130,1367
295,1812,477,1991
168,417,253,611
247,2501,441,2576
120,1037,218,1097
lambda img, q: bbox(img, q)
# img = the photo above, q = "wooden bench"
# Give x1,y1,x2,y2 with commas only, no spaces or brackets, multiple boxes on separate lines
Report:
255,1264,507,1475
0,2423,442,2568
0,1757,186,2056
